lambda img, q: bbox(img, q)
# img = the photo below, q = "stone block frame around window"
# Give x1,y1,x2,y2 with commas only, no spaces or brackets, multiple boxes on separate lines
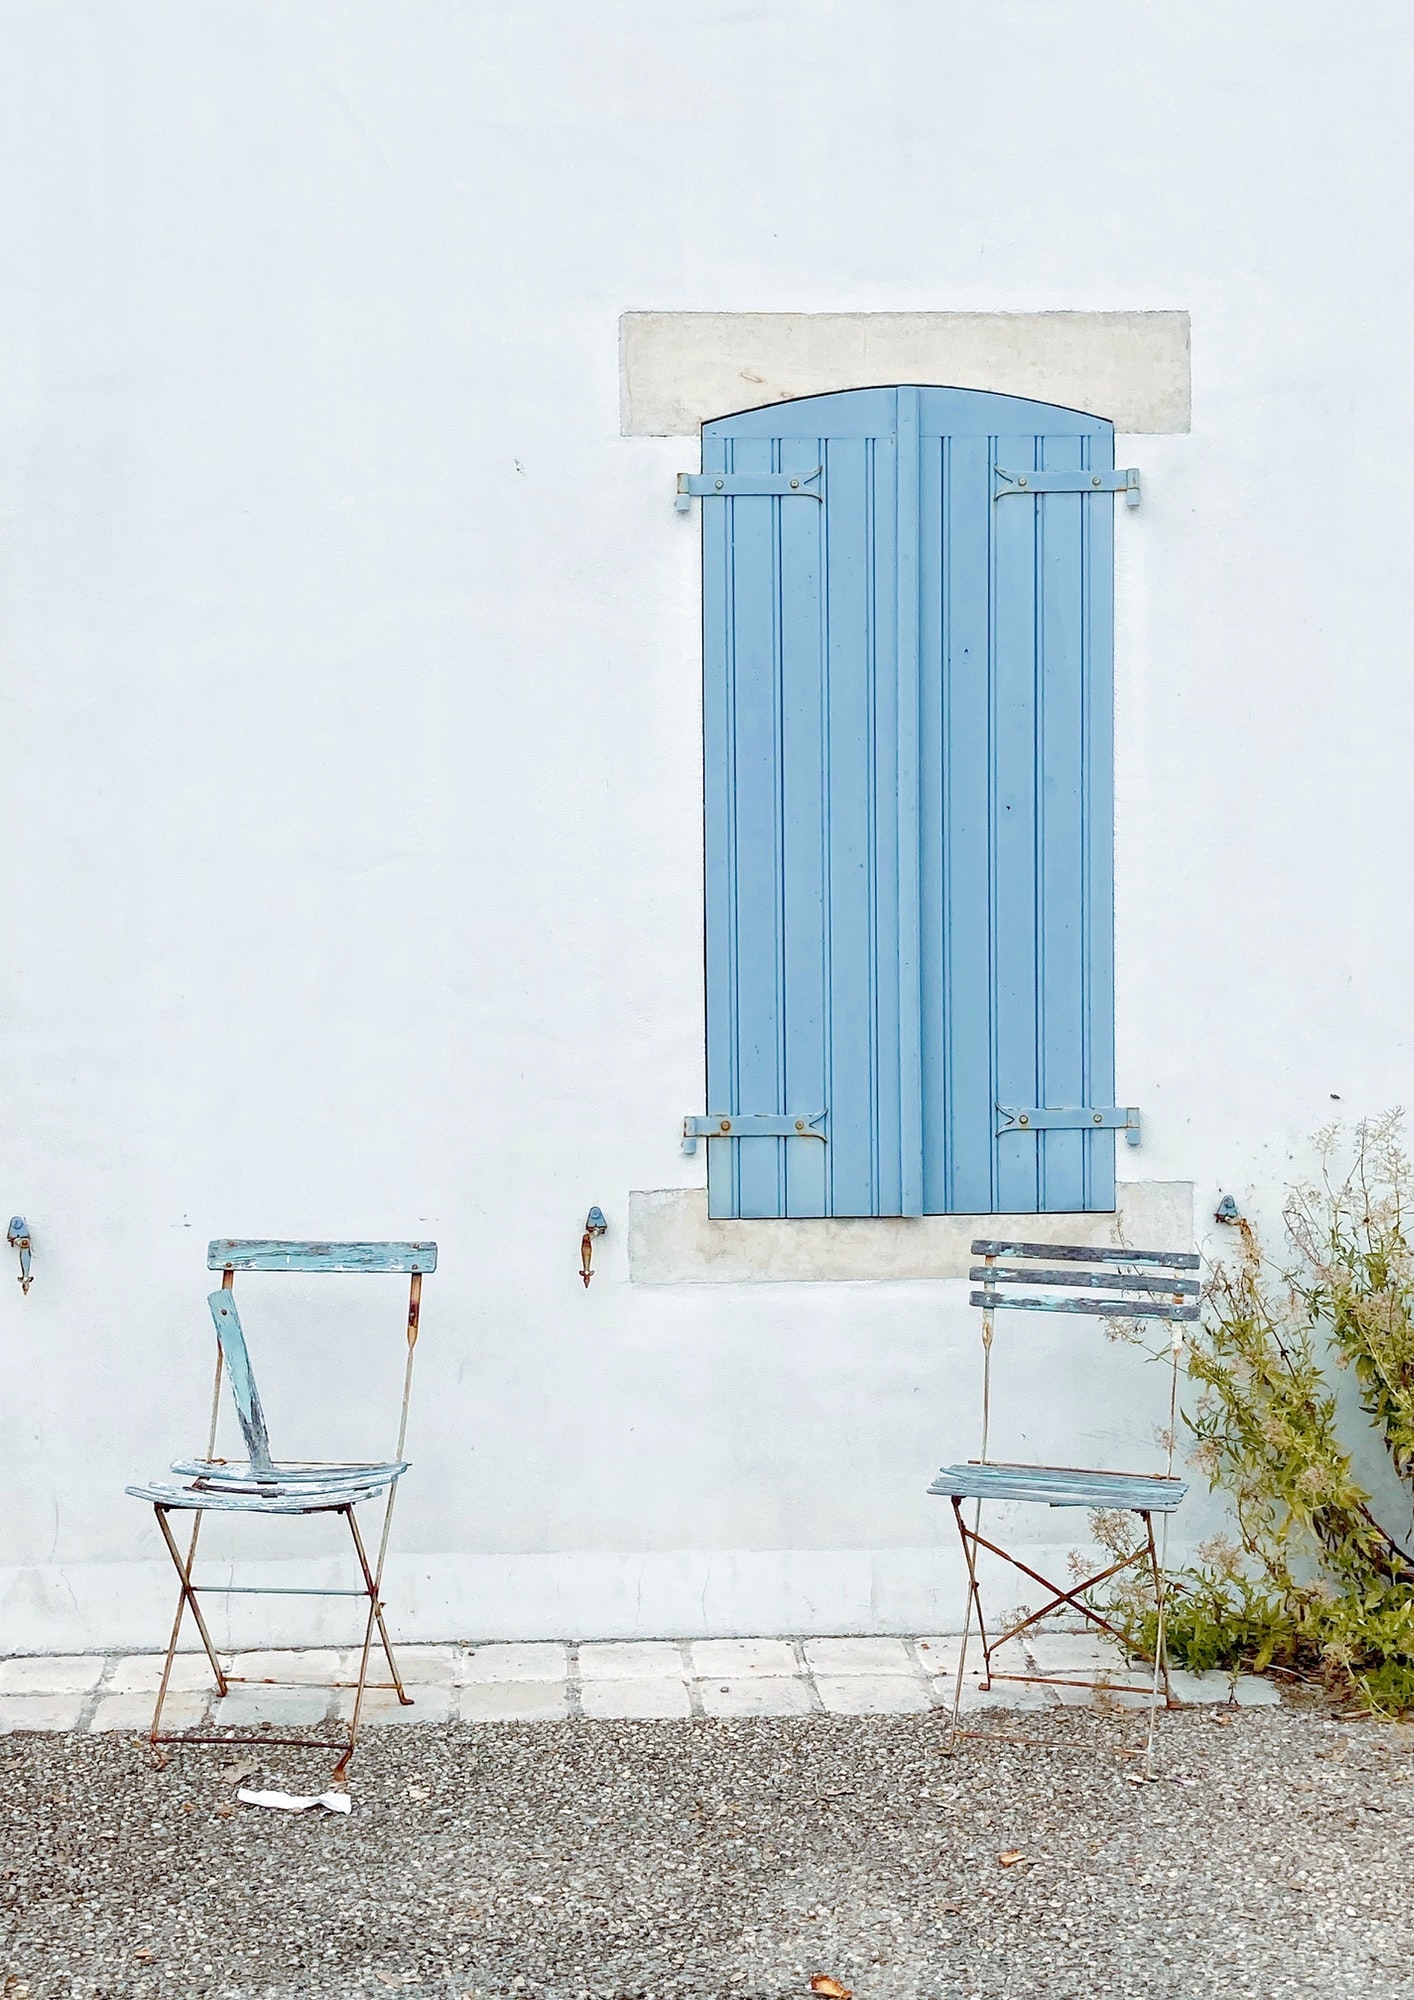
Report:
623,310,1193,1275
628,1183,1195,1284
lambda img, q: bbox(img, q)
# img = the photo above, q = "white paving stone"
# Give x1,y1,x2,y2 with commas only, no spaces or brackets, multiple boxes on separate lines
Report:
210,1684,333,1727
691,1638,798,1678
226,1648,353,1685
804,1637,913,1676
1024,1631,1129,1675
0,1693,88,1732
454,1643,567,1684
815,1674,931,1716
0,1655,104,1695
384,1646,461,1685
457,1681,568,1722
90,1691,208,1733
914,1636,1031,1681
953,1679,1054,1714
0,1641,1281,1726
699,1676,814,1718
580,1677,692,1719
578,1641,686,1681
109,1653,224,1695
337,1685,457,1725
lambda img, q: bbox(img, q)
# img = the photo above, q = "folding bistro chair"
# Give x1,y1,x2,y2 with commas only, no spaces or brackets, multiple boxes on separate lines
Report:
929,1239,1198,1770
125,1239,436,1774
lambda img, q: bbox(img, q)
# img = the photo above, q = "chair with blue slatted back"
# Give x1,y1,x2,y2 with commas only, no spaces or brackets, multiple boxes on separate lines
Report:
125,1239,436,1774
928,1239,1199,1770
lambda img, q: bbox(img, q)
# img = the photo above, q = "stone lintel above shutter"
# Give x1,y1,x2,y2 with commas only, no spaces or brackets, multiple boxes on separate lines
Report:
621,311,1191,437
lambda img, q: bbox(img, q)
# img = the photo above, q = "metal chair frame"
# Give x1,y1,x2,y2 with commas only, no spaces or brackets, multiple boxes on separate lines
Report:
125,1238,436,1775
930,1238,1199,1771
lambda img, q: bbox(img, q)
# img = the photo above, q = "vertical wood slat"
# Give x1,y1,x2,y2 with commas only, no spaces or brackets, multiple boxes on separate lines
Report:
779,432,828,1219
894,387,924,1216
724,436,782,1220
1037,431,1088,1213
1083,428,1118,1214
991,427,1041,1215
935,431,995,1214
824,434,881,1216
701,427,736,1223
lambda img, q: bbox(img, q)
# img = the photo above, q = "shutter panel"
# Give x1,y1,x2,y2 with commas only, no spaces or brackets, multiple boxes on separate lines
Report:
701,385,1118,1219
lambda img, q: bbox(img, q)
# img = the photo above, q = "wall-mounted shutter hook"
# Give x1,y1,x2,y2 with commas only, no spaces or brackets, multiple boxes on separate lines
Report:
7,1217,32,1294
580,1206,607,1288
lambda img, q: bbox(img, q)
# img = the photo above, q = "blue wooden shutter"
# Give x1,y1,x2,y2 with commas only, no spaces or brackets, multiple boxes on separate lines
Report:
701,385,1117,1219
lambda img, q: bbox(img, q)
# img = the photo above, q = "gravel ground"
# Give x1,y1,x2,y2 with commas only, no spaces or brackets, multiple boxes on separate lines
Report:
1,1703,1411,2000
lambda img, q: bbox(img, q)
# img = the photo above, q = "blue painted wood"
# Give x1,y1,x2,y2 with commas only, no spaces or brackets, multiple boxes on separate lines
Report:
968,1265,1201,1296
170,1458,408,1483
779,433,828,1219
125,1479,391,1514
207,1240,437,1273
895,387,924,1216
929,429,994,1213
207,1292,274,1476
701,424,737,1221
969,1290,1201,1322
928,1462,1188,1511
702,386,1119,1217
970,1239,1200,1268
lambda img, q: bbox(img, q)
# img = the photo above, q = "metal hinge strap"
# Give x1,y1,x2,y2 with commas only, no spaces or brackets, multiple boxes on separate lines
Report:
675,468,824,511
682,1112,828,1155
993,465,1140,508
997,1105,1142,1148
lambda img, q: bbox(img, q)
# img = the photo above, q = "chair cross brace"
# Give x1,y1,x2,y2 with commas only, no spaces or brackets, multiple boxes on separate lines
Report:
951,1497,1171,1696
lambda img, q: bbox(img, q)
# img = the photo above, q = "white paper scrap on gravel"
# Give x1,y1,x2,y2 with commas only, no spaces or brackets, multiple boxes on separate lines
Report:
236,1787,352,1814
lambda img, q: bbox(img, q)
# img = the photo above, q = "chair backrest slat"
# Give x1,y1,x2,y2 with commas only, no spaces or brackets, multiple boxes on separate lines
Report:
969,1289,1200,1322
207,1291,275,1475
969,1264,1200,1297
971,1238,1199,1270
969,1237,1200,1326
208,1240,437,1275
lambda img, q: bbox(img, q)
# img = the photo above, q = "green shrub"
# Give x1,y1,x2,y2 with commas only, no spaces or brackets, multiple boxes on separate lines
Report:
1099,1113,1414,1713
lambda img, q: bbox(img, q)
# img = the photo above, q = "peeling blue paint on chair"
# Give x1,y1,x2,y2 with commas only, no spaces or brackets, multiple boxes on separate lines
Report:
206,1291,274,1477
207,1239,437,1274
930,1239,1194,1767
124,1238,434,1768
123,1292,407,1510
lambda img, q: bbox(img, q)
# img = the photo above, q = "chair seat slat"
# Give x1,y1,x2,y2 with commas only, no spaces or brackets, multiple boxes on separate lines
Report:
170,1458,407,1484
125,1480,392,1515
970,1290,1200,1321
970,1238,1199,1270
929,1462,1189,1510
207,1240,438,1274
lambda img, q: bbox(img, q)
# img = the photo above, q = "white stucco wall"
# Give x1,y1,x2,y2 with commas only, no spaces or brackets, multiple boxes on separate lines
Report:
2,1,1411,1650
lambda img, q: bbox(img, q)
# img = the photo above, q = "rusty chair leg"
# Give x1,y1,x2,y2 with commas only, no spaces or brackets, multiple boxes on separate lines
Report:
339,1503,412,1769
149,1505,228,1742
1142,1510,1174,1778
